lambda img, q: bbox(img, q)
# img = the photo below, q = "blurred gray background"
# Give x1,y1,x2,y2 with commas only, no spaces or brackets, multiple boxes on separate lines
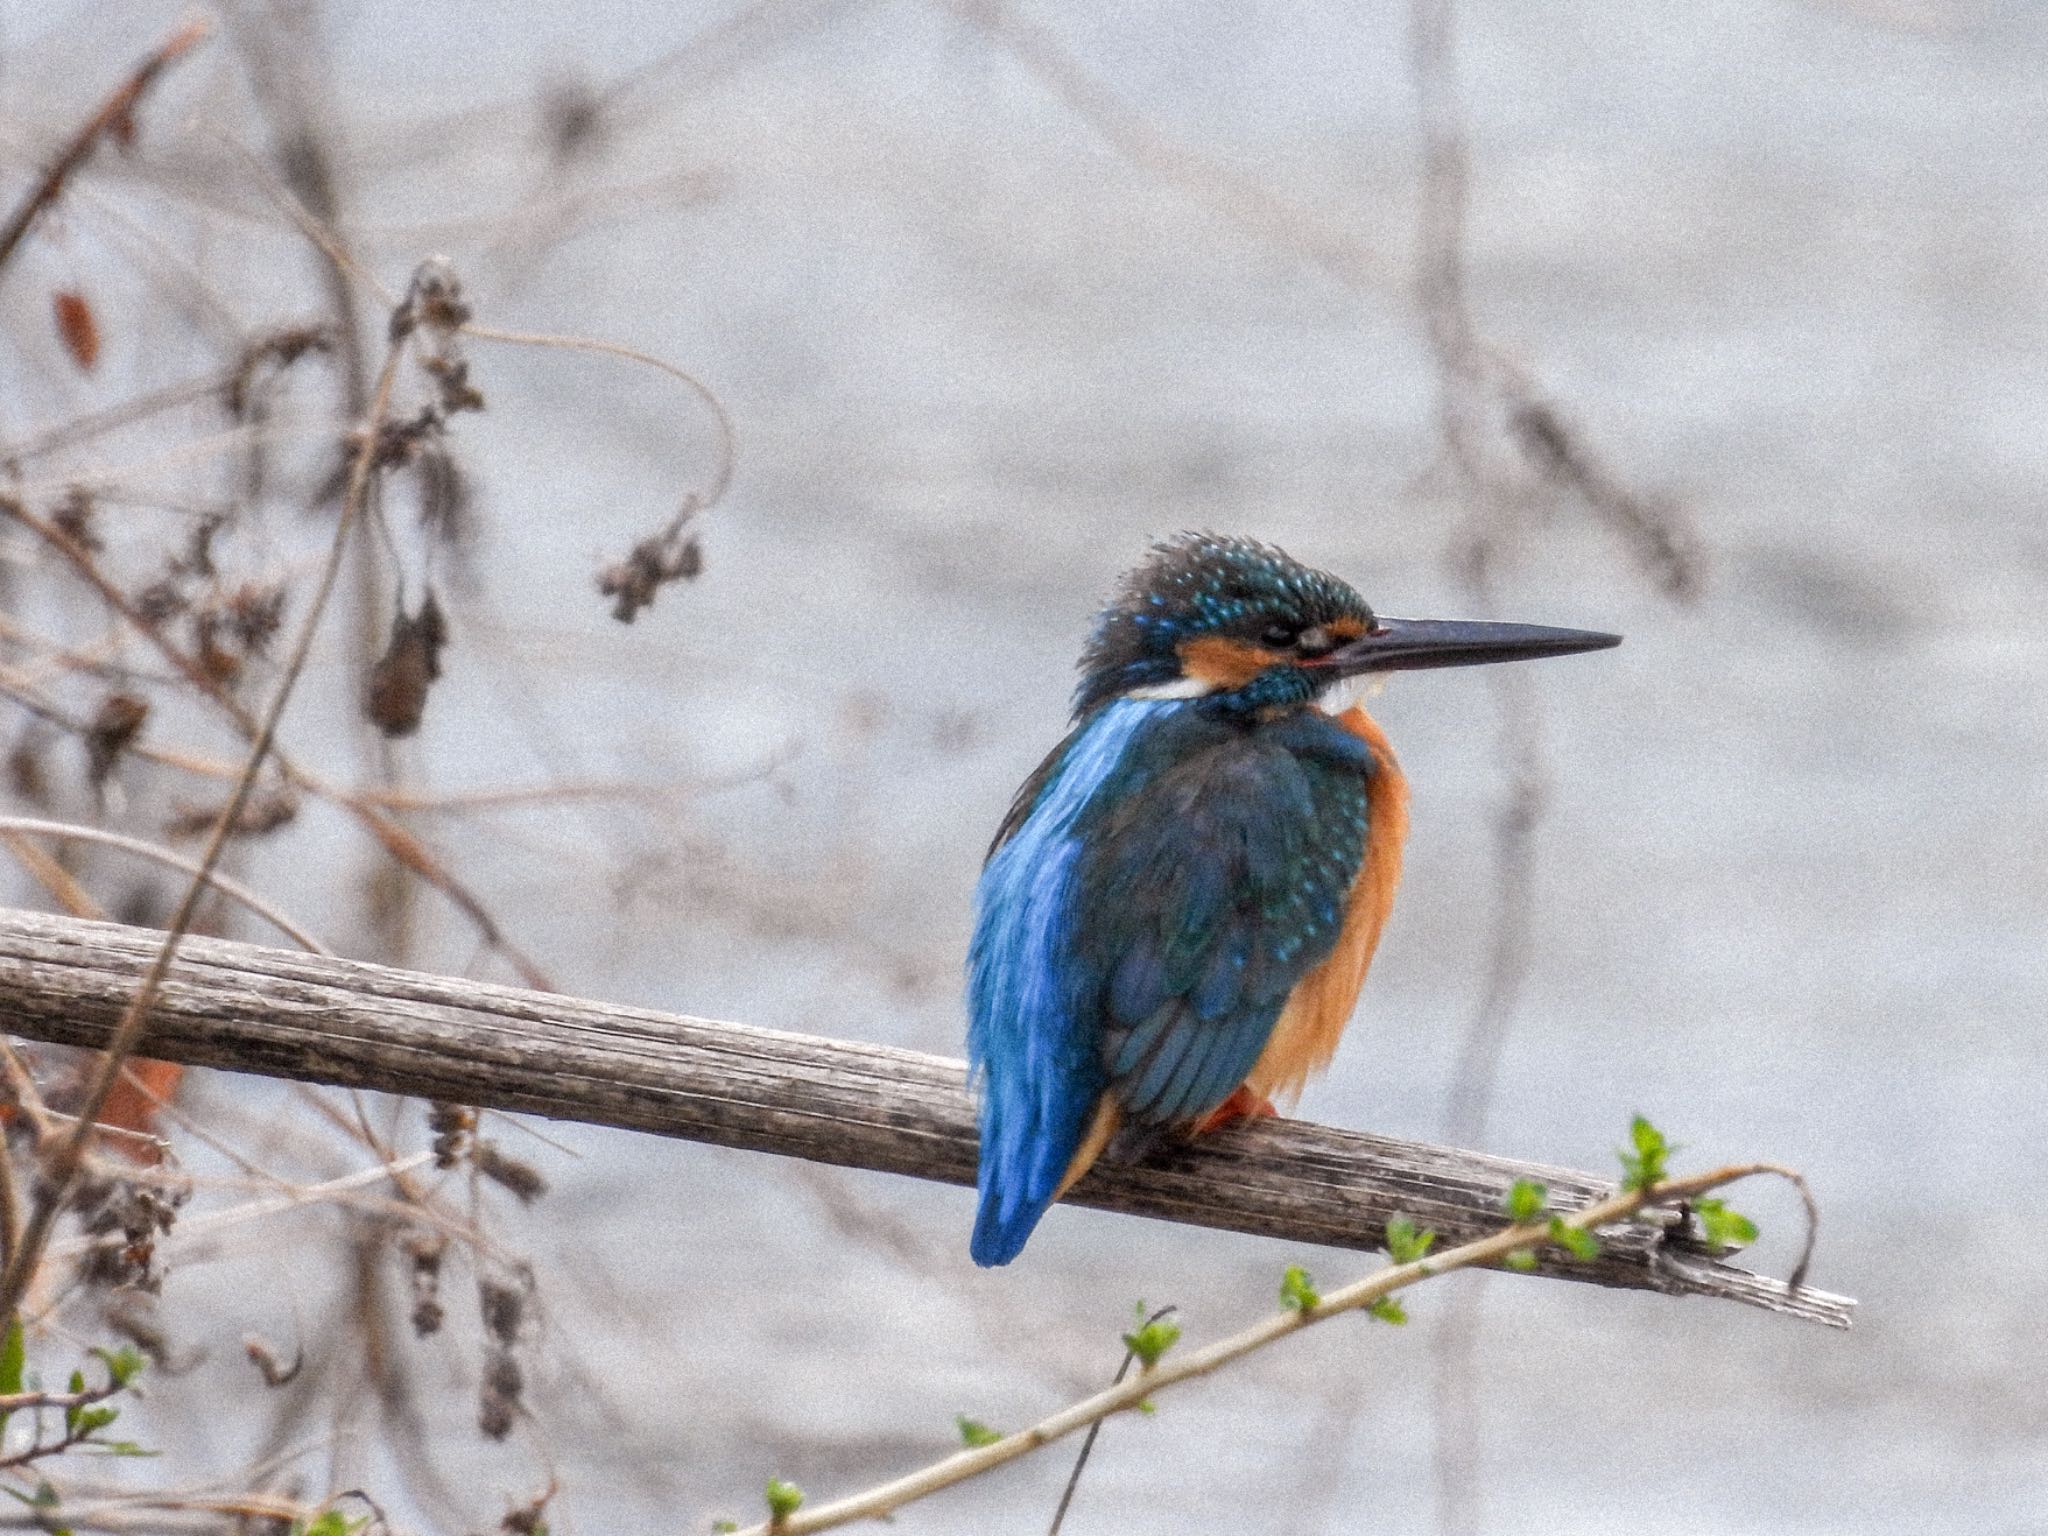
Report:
3,0,2044,1531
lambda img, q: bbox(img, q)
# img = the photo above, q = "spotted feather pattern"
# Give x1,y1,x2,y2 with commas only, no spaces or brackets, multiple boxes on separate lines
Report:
1081,707,1371,1124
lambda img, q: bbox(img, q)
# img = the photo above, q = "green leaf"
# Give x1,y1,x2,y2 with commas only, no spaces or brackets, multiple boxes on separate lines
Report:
712,1523,739,1534
71,1405,117,1436
1546,1217,1601,1263
1384,1215,1436,1266
85,1439,155,1457
1365,1296,1407,1325
90,1346,144,1391
0,1318,24,1396
765,1479,805,1521
1279,1265,1320,1313
0,1318,19,1441
291,1513,366,1536
1692,1197,1760,1249
1619,1114,1674,1192
1121,1312,1181,1370
1505,1179,1548,1224
955,1414,1002,1448
1502,1248,1538,1272
1137,1397,1157,1415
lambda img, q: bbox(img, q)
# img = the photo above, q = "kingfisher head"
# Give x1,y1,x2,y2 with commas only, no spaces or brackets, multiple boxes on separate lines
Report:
1073,532,1620,717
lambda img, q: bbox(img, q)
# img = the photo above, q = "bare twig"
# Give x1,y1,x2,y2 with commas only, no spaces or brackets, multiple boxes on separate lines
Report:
45,1150,439,1263
0,17,211,276
0,816,329,953
460,323,735,622
941,0,1392,293
1401,0,1703,1526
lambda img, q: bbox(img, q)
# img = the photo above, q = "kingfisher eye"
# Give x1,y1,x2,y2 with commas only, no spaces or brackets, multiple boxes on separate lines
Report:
1260,622,1300,648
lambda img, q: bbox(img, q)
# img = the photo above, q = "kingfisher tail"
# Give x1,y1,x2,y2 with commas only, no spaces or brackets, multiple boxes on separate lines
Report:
971,1093,1118,1266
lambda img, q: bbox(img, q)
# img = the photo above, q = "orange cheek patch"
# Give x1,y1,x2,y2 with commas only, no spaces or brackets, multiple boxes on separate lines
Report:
1327,616,1368,641
1179,635,1287,688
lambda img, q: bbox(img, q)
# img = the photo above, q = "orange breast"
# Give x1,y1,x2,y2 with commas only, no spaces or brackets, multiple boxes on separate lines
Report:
1244,705,1410,1105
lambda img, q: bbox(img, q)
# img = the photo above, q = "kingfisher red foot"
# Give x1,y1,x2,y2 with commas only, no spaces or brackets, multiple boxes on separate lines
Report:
965,532,1619,1266
1191,1084,1279,1135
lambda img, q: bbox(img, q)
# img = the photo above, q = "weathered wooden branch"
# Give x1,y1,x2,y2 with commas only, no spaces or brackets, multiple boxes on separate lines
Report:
0,909,1850,1326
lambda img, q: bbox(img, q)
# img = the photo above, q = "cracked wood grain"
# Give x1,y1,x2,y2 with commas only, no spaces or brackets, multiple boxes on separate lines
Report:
0,907,1851,1326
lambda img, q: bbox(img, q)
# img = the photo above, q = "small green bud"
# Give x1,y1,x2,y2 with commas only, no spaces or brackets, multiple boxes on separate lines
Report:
955,1414,1002,1448
1505,1179,1548,1224
765,1479,804,1521
1384,1215,1437,1266
1692,1197,1760,1248
1279,1265,1321,1313
1122,1305,1181,1369
1620,1115,1674,1192
1547,1216,1600,1262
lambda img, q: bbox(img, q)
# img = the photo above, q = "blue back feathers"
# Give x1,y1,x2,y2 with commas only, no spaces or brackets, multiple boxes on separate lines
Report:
967,693,1375,1265
967,698,1161,1265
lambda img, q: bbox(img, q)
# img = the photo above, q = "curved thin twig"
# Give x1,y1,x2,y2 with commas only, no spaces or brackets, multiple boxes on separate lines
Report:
460,322,735,512
0,17,212,275
0,816,329,954
727,1162,1822,1536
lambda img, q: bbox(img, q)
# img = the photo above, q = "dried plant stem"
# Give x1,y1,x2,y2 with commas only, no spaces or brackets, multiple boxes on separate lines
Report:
45,1149,438,1263
0,1098,19,1274
0,495,552,988
0,817,329,953
461,323,736,510
0,831,101,921
941,0,1390,292
0,284,410,1333
0,17,211,276
728,1163,1816,1536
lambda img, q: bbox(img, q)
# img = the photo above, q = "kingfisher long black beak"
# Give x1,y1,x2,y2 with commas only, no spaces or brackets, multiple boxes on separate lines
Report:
1313,616,1621,676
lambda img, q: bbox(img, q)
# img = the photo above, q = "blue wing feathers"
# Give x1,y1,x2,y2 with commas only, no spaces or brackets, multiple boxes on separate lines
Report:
968,699,1373,1265
968,700,1161,1265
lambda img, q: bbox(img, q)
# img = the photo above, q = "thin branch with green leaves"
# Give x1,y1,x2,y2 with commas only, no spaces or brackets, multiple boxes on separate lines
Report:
730,1128,1819,1536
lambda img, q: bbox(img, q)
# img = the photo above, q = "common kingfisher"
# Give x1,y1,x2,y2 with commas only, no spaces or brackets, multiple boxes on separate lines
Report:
966,532,1619,1266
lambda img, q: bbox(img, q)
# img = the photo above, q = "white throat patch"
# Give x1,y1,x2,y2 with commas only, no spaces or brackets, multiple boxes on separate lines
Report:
1125,675,1216,701
1317,674,1386,714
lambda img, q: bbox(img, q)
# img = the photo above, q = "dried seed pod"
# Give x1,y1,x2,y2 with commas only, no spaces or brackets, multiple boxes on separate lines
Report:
52,290,100,372
475,1141,547,1204
478,1347,523,1439
243,1333,303,1386
366,590,448,738
85,692,148,785
478,1275,526,1346
52,485,101,552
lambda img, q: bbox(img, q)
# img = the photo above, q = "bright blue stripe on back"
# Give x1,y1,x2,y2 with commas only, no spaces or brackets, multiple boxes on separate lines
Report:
967,698,1167,1265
